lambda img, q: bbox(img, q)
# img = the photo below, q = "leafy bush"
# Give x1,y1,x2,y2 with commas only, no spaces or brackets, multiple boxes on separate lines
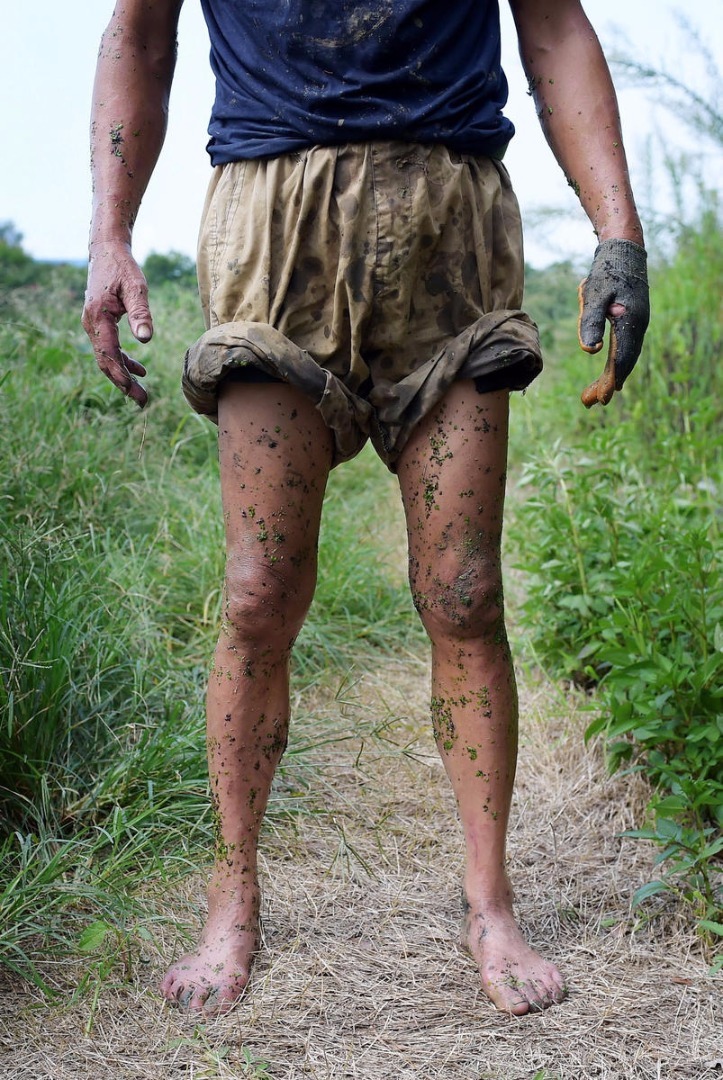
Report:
511,434,634,684
508,204,723,953
584,522,722,795
619,202,723,440
585,520,722,964
510,426,722,958
0,222,87,313
143,250,197,289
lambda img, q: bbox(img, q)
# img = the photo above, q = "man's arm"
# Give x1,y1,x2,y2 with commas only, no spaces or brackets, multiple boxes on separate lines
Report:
508,0,649,406
82,0,184,406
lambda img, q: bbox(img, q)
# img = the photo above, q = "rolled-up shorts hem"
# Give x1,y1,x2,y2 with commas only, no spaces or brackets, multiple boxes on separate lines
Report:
182,311,541,470
185,143,543,471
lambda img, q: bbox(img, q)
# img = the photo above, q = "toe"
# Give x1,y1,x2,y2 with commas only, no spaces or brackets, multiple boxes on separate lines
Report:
161,959,192,1000
188,987,213,1012
526,979,551,1012
486,972,557,1016
163,978,187,1004
204,989,238,1016
484,976,530,1016
202,972,249,1015
528,971,567,1011
540,965,567,1004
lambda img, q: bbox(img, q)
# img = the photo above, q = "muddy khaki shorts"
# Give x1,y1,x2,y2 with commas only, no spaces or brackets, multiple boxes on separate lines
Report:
183,142,542,469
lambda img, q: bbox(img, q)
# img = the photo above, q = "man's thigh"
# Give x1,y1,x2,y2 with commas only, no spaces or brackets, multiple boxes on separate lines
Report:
217,380,333,572
396,383,510,571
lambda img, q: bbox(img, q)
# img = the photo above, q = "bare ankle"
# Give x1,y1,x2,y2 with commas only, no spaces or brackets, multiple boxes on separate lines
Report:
463,870,514,912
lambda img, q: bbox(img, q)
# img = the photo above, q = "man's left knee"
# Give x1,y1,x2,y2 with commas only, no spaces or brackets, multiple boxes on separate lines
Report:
410,557,505,642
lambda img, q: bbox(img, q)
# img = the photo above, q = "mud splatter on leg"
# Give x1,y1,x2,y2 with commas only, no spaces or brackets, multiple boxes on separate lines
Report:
397,382,566,1015
162,380,333,1014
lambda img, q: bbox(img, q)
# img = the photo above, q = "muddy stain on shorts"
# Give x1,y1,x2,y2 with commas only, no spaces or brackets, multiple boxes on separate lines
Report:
183,142,542,469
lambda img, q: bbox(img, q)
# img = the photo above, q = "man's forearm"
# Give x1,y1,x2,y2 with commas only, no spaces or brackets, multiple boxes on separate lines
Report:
511,0,644,246
83,1,184,407
89,5,181,248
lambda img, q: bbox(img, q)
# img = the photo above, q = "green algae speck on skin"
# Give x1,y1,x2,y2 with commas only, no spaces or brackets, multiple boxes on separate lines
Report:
109,122,124,156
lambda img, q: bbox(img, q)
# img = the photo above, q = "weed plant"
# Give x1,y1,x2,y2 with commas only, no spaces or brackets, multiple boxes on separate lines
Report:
507,207,723,957
2,206,720,990
0,270,421,991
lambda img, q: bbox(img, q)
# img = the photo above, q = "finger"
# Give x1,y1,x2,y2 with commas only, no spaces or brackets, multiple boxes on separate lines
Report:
98,350,148,408
580,380,600,408
580,334,617,408
580,372,614,408
83,300,148,402
597,363,617,405
607,310,645,389
82,302,122,361
130,314,153,343
123,353,148,377
121,374,148,408
134,322,153,343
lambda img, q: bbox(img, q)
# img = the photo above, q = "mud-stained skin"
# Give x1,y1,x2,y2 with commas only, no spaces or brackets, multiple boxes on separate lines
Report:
460,890,567,1015
162,376,564,1017
397,382,566,1015
161,380,333,1013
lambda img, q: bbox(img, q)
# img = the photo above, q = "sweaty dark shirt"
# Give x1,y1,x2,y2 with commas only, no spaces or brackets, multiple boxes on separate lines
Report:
200,0,515,163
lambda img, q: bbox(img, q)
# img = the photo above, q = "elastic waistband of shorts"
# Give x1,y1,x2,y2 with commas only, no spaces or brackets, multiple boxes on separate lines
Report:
226,139,511,168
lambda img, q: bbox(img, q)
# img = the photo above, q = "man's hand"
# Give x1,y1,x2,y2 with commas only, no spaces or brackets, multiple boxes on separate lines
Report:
577,238,650,408
82,241,153,408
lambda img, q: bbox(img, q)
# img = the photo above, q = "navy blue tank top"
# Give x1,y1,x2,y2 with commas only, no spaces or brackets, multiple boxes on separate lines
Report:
199,0,515,163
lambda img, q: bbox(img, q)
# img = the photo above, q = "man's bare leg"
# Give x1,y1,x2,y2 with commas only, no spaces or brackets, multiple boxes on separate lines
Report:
397,383,566,1015
162,379,332,1012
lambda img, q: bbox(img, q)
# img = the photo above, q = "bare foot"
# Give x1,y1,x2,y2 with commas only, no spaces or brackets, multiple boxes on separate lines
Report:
161,876,260,1014
461,897,567,1015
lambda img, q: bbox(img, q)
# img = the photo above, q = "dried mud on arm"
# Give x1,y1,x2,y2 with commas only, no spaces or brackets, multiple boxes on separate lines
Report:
82,0,183,405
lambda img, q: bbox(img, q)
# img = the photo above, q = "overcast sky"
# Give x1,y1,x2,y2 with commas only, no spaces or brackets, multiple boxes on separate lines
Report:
2,1,720,268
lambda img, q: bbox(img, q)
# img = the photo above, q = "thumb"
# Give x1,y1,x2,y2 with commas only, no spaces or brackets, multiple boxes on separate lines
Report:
131,316,153,343
126,294,154,343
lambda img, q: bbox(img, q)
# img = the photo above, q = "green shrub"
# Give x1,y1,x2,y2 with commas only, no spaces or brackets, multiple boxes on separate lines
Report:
511,430,721,766
510,431,642,683
620,204,723,441
142,250,197,289
508,205,723,953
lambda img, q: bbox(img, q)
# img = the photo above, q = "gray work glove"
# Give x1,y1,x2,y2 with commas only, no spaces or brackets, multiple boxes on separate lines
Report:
577,238,650,407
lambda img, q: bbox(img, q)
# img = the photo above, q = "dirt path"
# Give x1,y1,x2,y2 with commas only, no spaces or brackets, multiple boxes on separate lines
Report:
2,651,720,1080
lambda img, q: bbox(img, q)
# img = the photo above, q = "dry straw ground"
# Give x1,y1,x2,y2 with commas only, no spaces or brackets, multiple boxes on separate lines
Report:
1,655,721,1080
1,472,721,1080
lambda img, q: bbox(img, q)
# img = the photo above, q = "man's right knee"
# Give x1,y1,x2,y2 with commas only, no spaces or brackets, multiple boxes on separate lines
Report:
222,553,316,651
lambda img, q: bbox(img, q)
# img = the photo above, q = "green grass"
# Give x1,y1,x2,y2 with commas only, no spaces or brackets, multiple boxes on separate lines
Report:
0,262,538,994
0,275,422,990
2,198,721,991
